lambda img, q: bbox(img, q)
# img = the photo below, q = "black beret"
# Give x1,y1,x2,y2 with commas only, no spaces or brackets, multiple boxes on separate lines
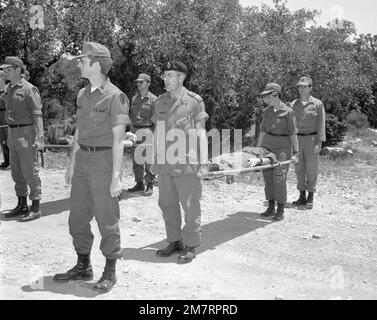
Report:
162,60,188,74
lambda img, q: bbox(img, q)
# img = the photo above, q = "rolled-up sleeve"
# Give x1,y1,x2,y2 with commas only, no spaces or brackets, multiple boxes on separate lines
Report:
27,86,43,116
194,100,208,124
287,110,298,136
317,102,326,142
110,92,131,127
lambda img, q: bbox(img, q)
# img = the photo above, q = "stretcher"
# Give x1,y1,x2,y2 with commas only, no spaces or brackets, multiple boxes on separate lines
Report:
197,146,294,182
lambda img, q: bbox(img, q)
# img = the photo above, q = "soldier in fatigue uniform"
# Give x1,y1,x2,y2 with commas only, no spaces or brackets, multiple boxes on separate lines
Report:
291,76,326,209
0,70,10,169
152,61,208,264
256,83,299,221
0,57,44,222
53,42,131,293
127,73,157,195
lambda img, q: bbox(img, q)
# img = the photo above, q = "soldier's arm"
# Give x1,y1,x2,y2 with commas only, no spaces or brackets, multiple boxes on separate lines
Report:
316,101,326,146
110,124,125,197
28,87,44,148
196,119,208,164
65,128,80,184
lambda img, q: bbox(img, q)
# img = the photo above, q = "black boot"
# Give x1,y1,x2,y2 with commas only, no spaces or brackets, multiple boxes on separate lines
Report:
306,192,314,209
273,203,285,221
261,200,275,217
177,246,196,264
93,258,117,293
5,197,28,218
143,182,153,196
127,181,144,192
292,191,307,206
156,240,185,257
19,200,41,222
53,253,93,282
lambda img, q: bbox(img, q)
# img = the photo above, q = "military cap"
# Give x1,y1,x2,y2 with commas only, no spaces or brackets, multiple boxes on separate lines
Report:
259,83,281,96
297,76,312,86
162,60,188,74
71,41,111,60
134,73,151,82
0,56,24,69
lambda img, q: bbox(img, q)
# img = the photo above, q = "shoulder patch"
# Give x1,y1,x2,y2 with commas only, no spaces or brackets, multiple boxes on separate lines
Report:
119,92,128,105
187,91,203,102
31,86,40,96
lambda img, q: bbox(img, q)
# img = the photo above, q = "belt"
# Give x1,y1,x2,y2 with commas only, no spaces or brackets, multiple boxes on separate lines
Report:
133,125,154,129
297,132,317,136
79,144,112,152
0,109,6,111
267,132,289,137
8,123,33,128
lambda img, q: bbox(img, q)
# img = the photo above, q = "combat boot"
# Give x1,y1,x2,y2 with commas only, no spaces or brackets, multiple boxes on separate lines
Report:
19,200,41,222
93,258,117,293
261,200,275,217
53,253,93,282
177,246,196,264
5,197,28,218
144,182,153,196
127,181,144,192
273,203,285,221
156,240,185,257
292,191,307,206
305,192,314,209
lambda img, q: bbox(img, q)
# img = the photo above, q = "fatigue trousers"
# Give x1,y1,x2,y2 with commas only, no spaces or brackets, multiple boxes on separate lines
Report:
0,111,9,164
69,149,121,260
262,135,291,204
7,126,41,200
158,174,202,248
295,135,319,193
131,145,155,184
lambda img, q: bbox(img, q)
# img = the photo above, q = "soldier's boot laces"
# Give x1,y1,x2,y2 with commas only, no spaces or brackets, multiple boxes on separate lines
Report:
53,254,93,282
144,182,153,196
19,200,41,222
273,203,285,221
261,200,276,217
5,196,28,218
92,258,117,293
292,191,307,206
305,192,314,209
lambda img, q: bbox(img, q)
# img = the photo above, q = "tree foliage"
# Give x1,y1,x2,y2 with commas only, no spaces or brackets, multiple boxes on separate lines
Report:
1,0,377,145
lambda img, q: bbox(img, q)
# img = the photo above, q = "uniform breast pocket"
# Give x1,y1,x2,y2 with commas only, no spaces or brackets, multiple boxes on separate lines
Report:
305,106,318,118
174,115,194,133
140,103,153,119
90,110,107,124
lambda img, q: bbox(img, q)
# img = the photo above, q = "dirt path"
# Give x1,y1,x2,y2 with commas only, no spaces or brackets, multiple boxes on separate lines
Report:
1,164,377,300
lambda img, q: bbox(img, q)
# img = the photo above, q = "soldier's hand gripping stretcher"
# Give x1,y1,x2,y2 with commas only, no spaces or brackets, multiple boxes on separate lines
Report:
197,146,299,182
123,132,138,148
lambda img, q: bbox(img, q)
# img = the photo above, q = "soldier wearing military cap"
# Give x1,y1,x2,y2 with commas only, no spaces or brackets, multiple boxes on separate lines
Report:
0,69,10,169
53,42,131,293
256,83,299,221
0,56,44,222
127,73,157,195
152,60,208,263
291,76,326,209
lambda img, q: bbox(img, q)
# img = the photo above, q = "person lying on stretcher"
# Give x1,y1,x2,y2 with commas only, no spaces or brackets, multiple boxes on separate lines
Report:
197,146,278,179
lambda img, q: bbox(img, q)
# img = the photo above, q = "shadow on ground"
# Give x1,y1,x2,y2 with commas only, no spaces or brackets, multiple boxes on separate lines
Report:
0,198,70,221
121,211,270,264
21,276,101,299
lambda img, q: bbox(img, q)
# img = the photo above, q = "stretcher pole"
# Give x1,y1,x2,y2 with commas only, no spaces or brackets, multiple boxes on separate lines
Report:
205,160,293,177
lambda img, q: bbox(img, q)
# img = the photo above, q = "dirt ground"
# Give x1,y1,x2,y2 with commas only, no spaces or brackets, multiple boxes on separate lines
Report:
1,149,377,300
